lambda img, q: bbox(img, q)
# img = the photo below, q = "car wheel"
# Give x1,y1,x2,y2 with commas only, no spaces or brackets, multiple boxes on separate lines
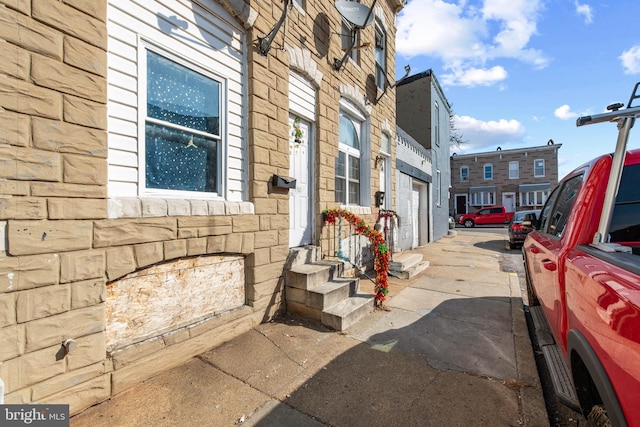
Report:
464,219,474,228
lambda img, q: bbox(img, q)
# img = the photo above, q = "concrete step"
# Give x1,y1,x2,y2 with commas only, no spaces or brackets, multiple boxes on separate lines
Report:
286,246,321,269
389,260,430,279
286,262,342,290
308,278,359,310
286,278,358,310
322,294,375,331
389,253,423,271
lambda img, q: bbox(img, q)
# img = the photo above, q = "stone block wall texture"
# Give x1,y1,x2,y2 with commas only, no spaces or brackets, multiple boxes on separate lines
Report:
0,0,402,415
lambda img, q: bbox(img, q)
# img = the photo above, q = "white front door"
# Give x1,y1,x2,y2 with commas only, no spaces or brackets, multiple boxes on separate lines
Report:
411,187,420,248
502,192,516,213
289,115,312,247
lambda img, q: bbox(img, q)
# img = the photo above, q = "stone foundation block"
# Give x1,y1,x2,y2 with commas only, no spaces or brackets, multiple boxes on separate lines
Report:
0,109,30,147
0,324,25,362
16,284,70,323
0,292,17,327
63,94,107,130
0,253,60,292
163,239,187,260
134,242,164,269
60,249,105,283
40,374,111,416
254,230,279,249
0,145,62,182
32,117,107,157
8,220,92,256
186,237,207,256
24,304,105,352
0,196,47,220
70,278,105,309
93,218,177,247
111,337,166,370
31,361,106,401
62,153,107,185
4,344,66,392
31,182,106,198
105,246,136,281
63,36,107,77
0,7,62,60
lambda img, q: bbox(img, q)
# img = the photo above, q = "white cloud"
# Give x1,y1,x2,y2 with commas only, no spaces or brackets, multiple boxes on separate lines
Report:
620,45,640,74
396,0,549,87
574,1,593,24
441,66,508,87
453,115,526,151
554,105,579,120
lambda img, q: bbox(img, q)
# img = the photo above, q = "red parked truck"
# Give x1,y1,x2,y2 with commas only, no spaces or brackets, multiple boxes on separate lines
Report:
457,205,514,228
524,84,640,426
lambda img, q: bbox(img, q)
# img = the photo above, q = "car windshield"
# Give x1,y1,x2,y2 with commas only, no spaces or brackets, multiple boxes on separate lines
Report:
514,212,528,222
513,210,539,223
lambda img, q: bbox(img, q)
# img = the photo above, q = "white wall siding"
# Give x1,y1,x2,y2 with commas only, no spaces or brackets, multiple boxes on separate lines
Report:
107,0,247,201
289,71,316,121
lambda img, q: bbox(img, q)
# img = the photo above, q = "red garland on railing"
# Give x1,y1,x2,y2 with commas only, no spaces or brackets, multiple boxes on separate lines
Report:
323,208,390,306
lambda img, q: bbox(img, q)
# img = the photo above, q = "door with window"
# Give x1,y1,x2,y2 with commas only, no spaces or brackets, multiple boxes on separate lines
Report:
502,192,516,213
289,115,312,247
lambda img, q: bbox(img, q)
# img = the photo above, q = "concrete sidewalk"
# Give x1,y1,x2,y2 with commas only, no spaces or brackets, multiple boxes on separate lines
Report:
71,231,548,426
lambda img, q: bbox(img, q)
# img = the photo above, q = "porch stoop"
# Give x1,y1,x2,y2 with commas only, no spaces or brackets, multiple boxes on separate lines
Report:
388,252,430,279
285,246,375,331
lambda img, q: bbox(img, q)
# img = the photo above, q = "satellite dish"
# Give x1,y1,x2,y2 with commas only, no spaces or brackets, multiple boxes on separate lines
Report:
335,0,374,28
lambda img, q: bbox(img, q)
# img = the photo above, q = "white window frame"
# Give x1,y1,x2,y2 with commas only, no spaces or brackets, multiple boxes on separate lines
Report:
520,190,549,207
509,161,519,179
139,42,227,199
336,102,368,206
484,163,493,180
534,159,545,177
471,191,495,206
460,166,469,181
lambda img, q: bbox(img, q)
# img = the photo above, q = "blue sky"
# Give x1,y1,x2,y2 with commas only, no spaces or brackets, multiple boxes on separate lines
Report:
394,0,640,178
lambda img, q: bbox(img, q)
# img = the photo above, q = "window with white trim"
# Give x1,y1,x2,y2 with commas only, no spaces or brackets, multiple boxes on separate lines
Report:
484,163,493,180
520,190,549,207
460,166,469,181
534,159,545,177
336,113,363,205
509,161,519,179
143,49,223,196
471,192,495,206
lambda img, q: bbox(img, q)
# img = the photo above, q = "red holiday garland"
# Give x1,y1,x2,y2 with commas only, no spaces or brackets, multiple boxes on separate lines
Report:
323,208,390,306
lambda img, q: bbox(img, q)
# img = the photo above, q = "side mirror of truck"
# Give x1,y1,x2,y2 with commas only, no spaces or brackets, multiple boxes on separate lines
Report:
523,213,540,229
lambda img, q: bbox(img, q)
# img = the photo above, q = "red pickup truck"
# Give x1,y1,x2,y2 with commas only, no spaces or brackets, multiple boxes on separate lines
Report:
457,205,514,228
524,85,640,426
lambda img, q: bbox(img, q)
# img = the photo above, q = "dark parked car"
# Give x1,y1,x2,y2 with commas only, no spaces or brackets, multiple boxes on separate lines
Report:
506,209,540,250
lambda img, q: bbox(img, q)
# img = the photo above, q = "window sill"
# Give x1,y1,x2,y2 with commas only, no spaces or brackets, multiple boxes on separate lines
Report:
108,197,254,219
